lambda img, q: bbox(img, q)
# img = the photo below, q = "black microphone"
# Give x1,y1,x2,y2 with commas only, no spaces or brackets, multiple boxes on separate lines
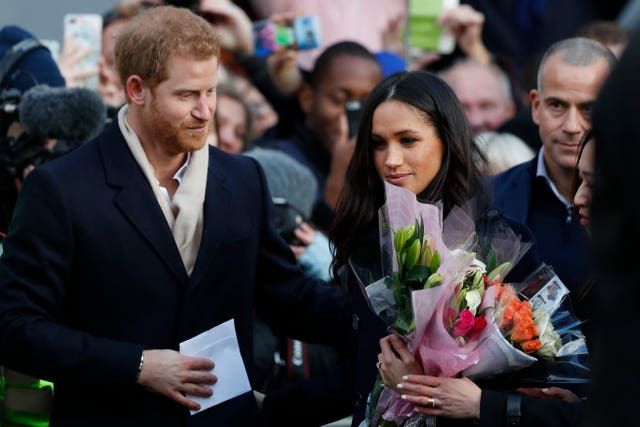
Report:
19,85,107,142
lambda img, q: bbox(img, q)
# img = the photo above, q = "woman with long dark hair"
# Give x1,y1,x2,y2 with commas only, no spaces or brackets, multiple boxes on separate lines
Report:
331,71,484,277
328,70,544,426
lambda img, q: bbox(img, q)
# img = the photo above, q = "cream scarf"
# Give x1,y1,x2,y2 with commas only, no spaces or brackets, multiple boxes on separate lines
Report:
118,105,208,276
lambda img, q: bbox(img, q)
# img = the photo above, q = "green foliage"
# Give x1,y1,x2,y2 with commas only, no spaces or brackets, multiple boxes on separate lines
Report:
386,219,443,335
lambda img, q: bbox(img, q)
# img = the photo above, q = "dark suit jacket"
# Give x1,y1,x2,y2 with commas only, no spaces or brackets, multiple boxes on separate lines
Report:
490,156,588,292
490,159,534,225
0,121,348,427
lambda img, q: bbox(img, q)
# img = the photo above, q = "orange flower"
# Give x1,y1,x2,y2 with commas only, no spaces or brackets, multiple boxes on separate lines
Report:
510,319,537,342
518,301,534,317
510,301,539,343
521,339,542,354
500,299,519,329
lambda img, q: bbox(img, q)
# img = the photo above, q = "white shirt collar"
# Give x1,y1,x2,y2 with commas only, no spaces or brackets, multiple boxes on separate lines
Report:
158,152,191,204
172,152,191,185
535,147,571,208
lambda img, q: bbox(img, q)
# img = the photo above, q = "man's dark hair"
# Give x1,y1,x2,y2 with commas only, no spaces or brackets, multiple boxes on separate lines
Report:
306,41,379,88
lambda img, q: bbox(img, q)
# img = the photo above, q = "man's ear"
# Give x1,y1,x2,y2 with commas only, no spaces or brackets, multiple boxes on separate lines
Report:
298,82,314,115
126,75,147,106
530,89,541,126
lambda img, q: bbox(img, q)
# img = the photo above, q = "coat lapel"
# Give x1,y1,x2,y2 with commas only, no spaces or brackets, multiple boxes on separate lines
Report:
189,149,231,287
98,122,189,285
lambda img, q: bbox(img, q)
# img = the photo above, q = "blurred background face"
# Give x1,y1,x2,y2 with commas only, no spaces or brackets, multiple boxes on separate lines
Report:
216,93,248,154
443,63,515,135
372,100,444,195
574,141,595,234
301,55,381,152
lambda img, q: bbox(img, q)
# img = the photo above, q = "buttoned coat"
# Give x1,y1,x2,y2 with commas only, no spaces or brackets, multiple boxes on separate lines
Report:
0,121,348,427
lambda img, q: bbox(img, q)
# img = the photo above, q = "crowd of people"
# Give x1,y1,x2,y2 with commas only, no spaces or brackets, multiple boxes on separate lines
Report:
0,0,638,426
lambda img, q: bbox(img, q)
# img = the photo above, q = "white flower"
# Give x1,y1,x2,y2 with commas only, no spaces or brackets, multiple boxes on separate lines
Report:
534,306,562,359
465,290,482,315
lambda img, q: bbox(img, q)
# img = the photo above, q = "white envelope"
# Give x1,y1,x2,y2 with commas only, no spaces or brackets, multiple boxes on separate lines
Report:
180,319,251,415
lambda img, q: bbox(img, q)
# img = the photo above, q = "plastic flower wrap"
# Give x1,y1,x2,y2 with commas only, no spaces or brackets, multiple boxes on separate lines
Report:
494,264,590,387
359,183,451,340
361,184,535,427
460,262,589,390
493,282,561,358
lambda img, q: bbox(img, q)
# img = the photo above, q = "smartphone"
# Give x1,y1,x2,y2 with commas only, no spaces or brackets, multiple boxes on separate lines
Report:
345,100,363,139
408,0,458,54
292,16,322,50
253,20,295,58
253,16,322,57
63,13,102,90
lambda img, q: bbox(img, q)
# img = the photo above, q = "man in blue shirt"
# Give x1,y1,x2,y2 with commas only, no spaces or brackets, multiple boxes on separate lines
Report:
491,37,616,292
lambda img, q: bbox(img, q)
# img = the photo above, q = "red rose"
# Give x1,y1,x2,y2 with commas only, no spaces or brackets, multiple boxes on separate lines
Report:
453,309,475,337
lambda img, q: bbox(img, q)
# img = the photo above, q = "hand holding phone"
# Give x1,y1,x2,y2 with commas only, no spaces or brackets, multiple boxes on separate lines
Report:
409,0,459,54
62,14,102,89
253,16,322,58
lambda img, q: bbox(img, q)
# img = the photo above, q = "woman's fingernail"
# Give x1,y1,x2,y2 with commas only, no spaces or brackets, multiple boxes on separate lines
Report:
397,383,403,389
402,375,408,381
401,394,407,400
542,388,549,393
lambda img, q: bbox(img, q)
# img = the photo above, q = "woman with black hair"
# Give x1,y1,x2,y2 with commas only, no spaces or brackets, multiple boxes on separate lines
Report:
327,70,550,426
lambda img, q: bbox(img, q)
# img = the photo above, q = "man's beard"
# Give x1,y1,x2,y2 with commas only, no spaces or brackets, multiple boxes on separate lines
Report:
145,97,209,155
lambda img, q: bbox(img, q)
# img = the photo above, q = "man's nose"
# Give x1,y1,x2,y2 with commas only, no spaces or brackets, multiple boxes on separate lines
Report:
193,95,213,121
562,107,583,134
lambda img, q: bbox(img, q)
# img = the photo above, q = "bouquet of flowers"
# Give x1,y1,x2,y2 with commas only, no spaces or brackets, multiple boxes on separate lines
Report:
460,262,589,384
484,264,590,387
361,184,536,426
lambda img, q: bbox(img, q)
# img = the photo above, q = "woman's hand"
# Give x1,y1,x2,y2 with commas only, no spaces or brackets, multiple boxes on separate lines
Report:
265,12,303,94
199,0,254,56
398,374,482,419
437,4,491,64
518,387,580,403
289,222,315,260
377,334,423,392
58,36,99,88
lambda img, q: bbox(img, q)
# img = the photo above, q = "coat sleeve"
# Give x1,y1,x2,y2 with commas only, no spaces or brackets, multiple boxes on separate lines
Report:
480,390,584,427
0,166,142,384
249,157,352,350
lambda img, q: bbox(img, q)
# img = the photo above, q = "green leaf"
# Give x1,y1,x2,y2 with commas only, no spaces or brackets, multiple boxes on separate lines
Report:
406,264,430,285
429,250,440,272
487,261,512,283
419,240,432,266
487,248,497,273
417,217,424,243
402,234,417,252
393,227,403,253
404,239,421,271
472,268,484,290
455,287,467,310
395,316,415,335
424,272,442,288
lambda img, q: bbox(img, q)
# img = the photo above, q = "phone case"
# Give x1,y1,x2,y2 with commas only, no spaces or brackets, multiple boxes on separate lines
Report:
293,16,322,50
409,0,458,54
63,13,102,89
253,20,295,58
